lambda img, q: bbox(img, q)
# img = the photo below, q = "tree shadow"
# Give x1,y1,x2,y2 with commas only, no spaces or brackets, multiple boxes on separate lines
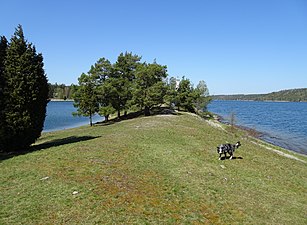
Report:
220,156,243,160
95,111,143,127
96,107,181,127
150,107,182,116
0,135,100,161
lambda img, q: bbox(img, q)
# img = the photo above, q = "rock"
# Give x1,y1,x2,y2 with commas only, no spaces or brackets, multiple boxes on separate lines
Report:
40,176,49,181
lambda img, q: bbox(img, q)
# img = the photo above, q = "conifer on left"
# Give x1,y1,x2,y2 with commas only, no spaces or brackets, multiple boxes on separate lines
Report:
0,35,8,147
0,25,49,152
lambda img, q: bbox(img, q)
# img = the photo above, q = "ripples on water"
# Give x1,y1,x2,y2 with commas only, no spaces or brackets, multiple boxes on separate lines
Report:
208,100,307,155
44,101,103,132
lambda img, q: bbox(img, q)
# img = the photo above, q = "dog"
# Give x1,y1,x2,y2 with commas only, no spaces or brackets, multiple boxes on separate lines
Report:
217,141,241,160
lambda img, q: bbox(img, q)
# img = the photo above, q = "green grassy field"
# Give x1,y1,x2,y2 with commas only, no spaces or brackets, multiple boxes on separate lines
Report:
1,112,306,224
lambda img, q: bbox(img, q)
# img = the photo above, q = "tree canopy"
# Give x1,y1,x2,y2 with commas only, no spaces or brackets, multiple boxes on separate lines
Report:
73,52,211,125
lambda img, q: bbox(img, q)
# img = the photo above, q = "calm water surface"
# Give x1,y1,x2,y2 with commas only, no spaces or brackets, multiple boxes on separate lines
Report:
208,100,307,155
44,101,103,132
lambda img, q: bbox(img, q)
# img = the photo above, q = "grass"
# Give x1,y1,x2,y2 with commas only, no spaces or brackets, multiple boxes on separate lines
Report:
1,112,306,224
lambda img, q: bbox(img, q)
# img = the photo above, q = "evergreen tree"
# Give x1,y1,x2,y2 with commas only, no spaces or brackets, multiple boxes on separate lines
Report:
0,36,8,147
133,62,168,116
112,52,141,118
0,36,7,75
165,76,179,109
73,73,99,126
97,79,116,122
89,57,116,122
177,77,196,112
194,80,211,112
0,25,49,152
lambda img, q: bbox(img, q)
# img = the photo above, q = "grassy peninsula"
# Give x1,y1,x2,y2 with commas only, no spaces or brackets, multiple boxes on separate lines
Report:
1,112,306,224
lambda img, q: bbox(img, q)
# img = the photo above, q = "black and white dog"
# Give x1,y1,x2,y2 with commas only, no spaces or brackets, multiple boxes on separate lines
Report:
217,141,241,160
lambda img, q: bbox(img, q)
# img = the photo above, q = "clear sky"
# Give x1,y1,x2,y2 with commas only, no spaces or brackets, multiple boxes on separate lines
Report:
1,0,307,94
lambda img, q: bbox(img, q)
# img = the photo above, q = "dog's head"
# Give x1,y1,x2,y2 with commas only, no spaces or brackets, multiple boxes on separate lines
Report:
236,141,241,148
217,145,224,154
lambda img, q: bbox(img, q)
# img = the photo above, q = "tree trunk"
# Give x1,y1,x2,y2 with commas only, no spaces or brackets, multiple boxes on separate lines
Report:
90,113,93,126
105,115,109,122
117,110,120,119
144,106,150,116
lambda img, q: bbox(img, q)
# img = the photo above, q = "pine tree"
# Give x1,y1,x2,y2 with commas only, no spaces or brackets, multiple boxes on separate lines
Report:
177,77,195,112
88,57,115,122
133,62,168,116
112,52,141,118
194,80,211,112
73,73,99,126
0,25,49,152
165,77,179,109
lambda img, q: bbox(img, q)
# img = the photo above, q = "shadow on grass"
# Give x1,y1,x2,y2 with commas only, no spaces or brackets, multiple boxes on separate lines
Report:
0,135,100,161
220,156,243,160
96,107,181,127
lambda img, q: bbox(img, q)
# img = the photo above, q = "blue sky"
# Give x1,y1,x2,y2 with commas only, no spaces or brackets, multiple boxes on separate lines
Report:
1,0,307,94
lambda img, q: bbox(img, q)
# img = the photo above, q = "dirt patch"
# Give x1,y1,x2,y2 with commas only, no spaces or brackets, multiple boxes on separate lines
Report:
206,119,225,131
251,141,306,164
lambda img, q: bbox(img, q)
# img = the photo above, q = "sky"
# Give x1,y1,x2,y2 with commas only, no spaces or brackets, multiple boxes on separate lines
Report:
1,0,307,95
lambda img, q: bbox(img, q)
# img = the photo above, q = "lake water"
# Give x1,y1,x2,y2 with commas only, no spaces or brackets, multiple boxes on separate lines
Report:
44,101,103,132
208,100,307,155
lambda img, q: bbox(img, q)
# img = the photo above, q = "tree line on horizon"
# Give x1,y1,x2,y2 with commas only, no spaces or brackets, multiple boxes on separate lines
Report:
48,83,76,100
213,88,307,102
73,52,211,125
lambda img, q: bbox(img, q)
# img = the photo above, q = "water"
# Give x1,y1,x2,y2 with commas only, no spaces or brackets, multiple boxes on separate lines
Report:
44,101,103,132
208,100,307,155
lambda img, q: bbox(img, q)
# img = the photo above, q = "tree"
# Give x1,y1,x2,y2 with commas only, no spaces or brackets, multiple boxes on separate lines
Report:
73,73,99,126
165,76,179,109
176,77,196,112
0,25,49,152
194,80,211,112
133,61,168,116
112,52,141,118
0,36,7,76
89,57,116,122
0,36,8,147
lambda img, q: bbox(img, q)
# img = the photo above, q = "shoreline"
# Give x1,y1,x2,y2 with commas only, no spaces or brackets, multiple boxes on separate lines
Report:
212,99,307,103
49,98,73,102
212,113,307,157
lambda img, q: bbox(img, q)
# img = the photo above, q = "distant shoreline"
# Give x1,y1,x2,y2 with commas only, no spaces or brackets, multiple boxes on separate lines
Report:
212,88,307,102
49,98,73,102
212,99,307,103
